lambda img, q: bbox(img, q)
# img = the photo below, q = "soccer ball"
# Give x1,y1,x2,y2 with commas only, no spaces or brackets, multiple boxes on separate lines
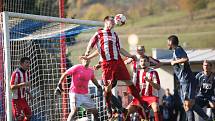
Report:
114,14,126,26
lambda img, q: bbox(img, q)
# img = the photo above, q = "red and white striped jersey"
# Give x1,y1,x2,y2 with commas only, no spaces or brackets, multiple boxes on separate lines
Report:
134,68,160,97
131,57,160,84
10,68,30,99
87,28,121,61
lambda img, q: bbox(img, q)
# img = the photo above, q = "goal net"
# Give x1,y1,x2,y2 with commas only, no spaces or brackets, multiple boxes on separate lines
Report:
0,11,109,121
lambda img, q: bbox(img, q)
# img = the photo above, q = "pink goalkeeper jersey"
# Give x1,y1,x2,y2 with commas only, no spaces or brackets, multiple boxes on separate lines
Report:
66,64,95,94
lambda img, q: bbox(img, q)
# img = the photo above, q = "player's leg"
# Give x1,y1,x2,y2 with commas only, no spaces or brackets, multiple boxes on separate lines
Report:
151,102,162,121
116,59,149,112
192,98,213,121
122,80,149,112
109,86,127,113
103,80,113,118
67,92,78,121
208,101,215,118
12,99,24,121
101,61,116,119
67,107,78,121
82,94,99,121
21,98,32,121
186,85,211,121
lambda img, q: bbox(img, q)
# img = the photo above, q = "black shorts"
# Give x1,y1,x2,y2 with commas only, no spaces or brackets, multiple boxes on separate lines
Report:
195,96,212,108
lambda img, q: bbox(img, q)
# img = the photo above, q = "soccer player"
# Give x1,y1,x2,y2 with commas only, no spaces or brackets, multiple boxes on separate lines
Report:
82,15,148,118
167,35,212,121
125,56,162,121
10,57,33,121
55,56,102,121
195,60,215,118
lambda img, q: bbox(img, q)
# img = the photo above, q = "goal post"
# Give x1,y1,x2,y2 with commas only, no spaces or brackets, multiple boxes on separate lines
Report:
2,11,13,121
1,11,104,121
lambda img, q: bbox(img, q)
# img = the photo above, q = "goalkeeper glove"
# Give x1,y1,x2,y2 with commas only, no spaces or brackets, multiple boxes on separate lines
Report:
54,83,64,95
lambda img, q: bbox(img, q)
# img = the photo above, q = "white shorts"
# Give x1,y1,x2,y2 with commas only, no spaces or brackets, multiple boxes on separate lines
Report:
69,92,96,111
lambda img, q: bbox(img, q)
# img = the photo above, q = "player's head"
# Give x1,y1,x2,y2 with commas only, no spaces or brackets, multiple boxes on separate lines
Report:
139,56,150,69
165,88,170,95
104,16,115,30
136,45,145,56
203,60,212,72
81,54,91,67
167,35,179,50
20,57,30,70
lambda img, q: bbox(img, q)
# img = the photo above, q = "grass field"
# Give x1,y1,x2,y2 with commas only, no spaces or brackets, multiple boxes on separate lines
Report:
68,4,215,78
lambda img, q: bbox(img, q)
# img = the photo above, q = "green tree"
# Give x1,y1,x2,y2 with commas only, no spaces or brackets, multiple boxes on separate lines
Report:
179,0,208,20
83,3,111,20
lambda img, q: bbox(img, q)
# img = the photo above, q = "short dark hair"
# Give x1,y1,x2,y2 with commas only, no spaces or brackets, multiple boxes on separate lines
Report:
168,35,179,46
104,16,114,21
137,45,145,51
20,57,30,64
140,55,149,61
203,60,212,67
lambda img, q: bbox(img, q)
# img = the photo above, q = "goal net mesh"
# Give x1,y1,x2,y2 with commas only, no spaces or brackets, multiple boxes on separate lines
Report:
0,12,108,121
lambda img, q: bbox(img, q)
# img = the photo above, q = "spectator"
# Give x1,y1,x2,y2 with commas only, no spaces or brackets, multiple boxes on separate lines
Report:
162,88,174,121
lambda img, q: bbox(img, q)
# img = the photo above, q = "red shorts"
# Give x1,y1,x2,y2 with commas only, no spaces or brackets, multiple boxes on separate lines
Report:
12,98,32,121
101,59,130,85
130,96,158,107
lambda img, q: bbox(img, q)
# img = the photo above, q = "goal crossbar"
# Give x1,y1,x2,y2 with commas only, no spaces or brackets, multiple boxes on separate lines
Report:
6,11,104,26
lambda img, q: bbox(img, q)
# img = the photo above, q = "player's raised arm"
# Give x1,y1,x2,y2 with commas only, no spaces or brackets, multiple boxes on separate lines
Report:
80,50,99,60
85,32,99,56
120,48,137,60
55,72,68,95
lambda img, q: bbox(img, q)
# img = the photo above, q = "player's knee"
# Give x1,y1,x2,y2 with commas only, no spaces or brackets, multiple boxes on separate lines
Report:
151,102,159,112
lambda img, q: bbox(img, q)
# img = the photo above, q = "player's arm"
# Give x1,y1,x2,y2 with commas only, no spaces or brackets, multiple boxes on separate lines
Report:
149,56,161,69
11,82,30,90
26,89,34,100
120,48,136,60
56,72,68,93
124,57,133,65
171,57,188,65
58,72,68,85
171,47,188,65
10,73,30,90
94,62,101,70
80,50,99,60
145,72,160,90
145,77,160,90
91,78,102,96
85,32,98,56
91,78,102,89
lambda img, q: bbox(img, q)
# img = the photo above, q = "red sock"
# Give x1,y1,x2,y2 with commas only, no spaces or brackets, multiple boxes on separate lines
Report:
154,112,162,121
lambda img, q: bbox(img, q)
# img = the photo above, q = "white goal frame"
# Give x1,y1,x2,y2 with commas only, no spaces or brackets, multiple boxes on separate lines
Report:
1,11,103,121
